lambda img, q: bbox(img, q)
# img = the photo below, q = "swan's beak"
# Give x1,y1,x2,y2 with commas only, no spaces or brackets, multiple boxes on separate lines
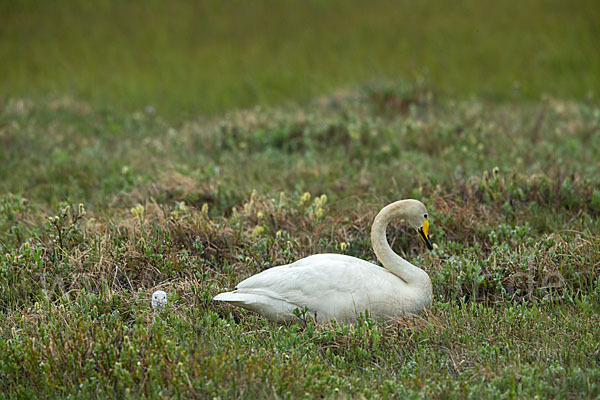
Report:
418,219,433,250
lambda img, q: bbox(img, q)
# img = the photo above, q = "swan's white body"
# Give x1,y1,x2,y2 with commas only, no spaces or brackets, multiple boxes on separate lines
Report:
213,199,433,322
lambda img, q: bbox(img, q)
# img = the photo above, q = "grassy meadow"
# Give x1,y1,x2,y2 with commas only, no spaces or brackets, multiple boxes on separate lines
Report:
1,0,599,117
1,1,600,399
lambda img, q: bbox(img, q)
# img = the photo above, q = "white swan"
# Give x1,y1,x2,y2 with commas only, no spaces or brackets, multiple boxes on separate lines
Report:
213,199,433,323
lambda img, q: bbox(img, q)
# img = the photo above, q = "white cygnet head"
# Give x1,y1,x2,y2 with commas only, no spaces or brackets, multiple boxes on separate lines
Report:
151,290,167,310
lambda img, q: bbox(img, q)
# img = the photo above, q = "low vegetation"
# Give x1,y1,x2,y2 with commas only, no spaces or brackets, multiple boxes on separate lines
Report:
1,81,599,398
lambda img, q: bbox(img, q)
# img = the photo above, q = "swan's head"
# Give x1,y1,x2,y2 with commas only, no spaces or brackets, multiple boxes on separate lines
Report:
401,199,433,251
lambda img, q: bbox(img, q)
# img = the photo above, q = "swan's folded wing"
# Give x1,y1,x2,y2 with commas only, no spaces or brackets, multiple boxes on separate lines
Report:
234,254,390,318
236,254,369,294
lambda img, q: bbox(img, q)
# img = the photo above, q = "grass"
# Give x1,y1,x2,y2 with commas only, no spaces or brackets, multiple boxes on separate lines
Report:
1,0,599,117
1,80,599,398
1,1,600,397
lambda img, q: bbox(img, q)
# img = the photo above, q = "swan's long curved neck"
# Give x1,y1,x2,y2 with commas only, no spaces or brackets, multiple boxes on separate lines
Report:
370,200,428,286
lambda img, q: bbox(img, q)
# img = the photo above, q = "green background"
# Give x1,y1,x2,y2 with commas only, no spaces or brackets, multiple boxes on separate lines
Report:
1,0,598,117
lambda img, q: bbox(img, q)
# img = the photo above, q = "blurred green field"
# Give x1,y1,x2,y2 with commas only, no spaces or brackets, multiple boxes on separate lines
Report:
1,0,599,117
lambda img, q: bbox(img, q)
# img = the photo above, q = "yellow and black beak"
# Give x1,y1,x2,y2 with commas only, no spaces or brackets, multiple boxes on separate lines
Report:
418,218,433,250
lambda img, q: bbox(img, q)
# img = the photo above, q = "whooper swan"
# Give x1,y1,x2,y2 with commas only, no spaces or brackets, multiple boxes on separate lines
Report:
213,199,433,322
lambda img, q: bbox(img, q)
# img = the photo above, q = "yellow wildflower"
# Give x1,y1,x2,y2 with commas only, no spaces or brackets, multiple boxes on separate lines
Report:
315,207,324,219
300,192,311,204
252,225,265,236
130,203,145,218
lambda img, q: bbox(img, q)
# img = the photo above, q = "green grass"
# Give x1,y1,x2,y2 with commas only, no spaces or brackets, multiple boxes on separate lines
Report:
1,0,599,117
1,1,600,397
1,81,599,398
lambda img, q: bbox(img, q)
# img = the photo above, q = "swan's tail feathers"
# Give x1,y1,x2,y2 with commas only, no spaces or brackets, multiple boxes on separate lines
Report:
212,290,299,322
213,291,259,305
